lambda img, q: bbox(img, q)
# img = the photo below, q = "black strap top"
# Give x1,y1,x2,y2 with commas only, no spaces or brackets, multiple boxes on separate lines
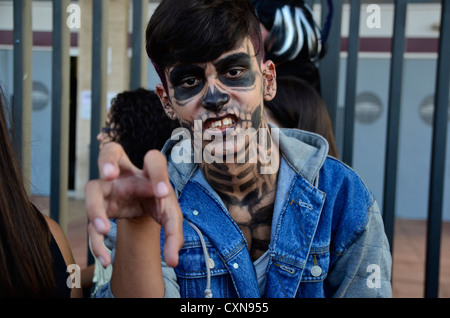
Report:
50,235,71,298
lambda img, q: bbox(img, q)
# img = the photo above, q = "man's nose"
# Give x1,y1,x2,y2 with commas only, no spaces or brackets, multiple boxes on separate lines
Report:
201,86,230,112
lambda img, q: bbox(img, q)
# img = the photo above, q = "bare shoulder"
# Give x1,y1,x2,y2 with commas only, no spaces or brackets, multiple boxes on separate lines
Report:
44,215,72,262
43,215,83,298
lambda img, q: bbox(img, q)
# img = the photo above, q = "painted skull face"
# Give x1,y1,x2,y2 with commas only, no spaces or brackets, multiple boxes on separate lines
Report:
160,37,276,158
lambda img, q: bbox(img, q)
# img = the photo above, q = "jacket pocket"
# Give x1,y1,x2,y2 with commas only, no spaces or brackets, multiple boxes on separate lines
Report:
175,243,237,298
293,246,329,297
301,246,329,282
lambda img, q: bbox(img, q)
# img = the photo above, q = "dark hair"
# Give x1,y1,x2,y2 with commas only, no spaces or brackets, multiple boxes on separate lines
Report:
146,0,264,89
0,86,56,297
106,88,180,169
265,76,339,157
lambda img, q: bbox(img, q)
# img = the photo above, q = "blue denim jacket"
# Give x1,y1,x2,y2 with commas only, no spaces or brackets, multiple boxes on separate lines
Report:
96,127,391,298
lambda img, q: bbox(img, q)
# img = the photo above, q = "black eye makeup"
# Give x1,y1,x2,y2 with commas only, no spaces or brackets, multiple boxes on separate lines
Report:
169,64,206,102
214,53,256,88
168,53,258,104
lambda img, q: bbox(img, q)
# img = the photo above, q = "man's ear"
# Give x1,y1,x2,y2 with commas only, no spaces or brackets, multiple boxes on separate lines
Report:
262,60,277,102
156,84,178,120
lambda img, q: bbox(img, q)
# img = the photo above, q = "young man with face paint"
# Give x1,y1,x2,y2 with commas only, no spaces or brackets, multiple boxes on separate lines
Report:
87,0,392,298
159,36,279,262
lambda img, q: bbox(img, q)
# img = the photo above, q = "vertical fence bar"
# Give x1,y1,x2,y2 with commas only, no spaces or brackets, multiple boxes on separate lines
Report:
50,0,70,232
424,0,450,299
88,0,109,266
319,0,342,134
12,0,33,195
89,0,109,181
130,0,148,90
342,0,361,166
382,0,408,251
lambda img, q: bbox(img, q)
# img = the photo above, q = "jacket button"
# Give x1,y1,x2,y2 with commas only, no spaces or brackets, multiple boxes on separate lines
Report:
311,265,322,277
193,210,199,216
208,258,215,269
233,263,239,269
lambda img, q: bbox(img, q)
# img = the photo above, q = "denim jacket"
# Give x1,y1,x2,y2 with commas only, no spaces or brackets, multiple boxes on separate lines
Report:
96,127,392,298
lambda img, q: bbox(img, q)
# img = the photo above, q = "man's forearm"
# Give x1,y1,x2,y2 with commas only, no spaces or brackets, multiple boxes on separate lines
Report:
111,214,165,297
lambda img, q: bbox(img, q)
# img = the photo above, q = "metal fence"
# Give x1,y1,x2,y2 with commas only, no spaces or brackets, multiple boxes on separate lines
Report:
9,0,450,298
316,0,449,298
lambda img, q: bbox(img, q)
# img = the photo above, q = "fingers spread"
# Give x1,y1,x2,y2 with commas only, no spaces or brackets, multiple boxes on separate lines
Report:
143,150,170,198
88,222,111,267
98,142,138,181
159,192,185,268
85,180,112,235
87,147,185,269
162,221,184,268
85,179,112,267
143,150,184,267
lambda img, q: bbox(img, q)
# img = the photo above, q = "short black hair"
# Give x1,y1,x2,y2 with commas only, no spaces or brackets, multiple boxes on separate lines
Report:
146,0,264,89
106,88,180,169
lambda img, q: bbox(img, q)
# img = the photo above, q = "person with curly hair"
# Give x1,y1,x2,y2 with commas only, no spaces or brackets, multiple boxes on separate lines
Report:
97,88,180,169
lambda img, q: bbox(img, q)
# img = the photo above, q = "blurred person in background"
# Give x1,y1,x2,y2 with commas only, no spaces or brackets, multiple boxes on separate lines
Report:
251,0,333,94
0,85,81,298
265,76,338,157
98,88,181,169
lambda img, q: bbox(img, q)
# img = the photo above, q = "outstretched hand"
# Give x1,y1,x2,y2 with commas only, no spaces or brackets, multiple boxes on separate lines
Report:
85,142,184,268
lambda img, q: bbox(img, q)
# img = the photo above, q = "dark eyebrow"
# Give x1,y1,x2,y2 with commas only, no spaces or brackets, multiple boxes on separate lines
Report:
213,53,252,73
169,64,205,85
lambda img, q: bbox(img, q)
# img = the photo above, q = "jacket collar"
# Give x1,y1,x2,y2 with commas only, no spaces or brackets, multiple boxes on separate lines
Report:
162,125,329,192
